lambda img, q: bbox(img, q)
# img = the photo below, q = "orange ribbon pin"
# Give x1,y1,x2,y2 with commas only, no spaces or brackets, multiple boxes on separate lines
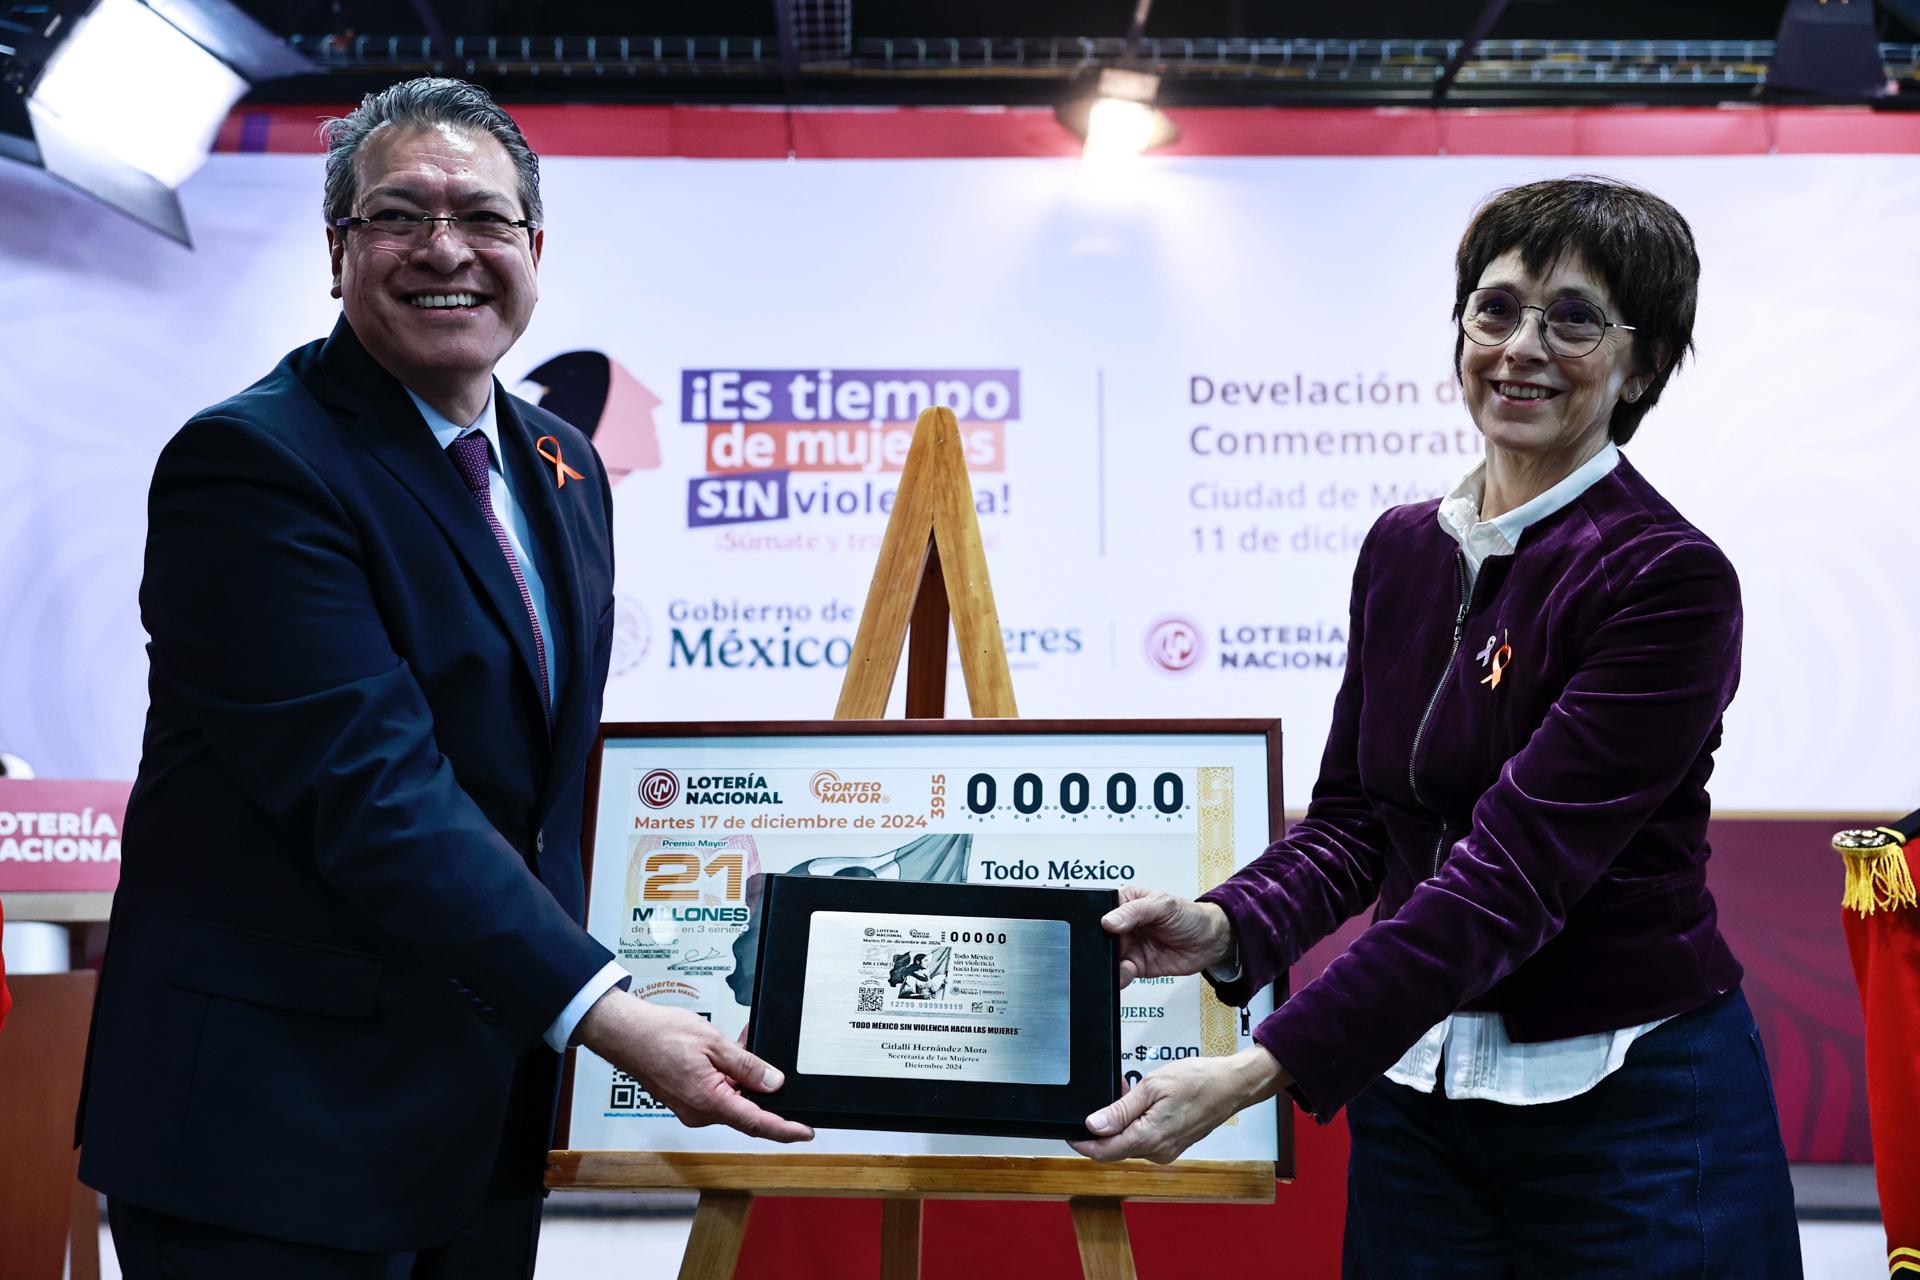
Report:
1480,638,1512,690
535,436,585,488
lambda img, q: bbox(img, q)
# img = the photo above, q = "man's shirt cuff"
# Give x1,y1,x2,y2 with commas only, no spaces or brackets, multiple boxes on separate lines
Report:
544,960,632,1053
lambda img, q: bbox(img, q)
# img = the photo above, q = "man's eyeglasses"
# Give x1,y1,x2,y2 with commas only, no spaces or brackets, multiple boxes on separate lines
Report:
1459,287,1635,359
331,209,539,246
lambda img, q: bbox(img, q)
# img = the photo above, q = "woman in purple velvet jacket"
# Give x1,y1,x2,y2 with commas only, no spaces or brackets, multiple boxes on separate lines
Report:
1071,177,1802,1274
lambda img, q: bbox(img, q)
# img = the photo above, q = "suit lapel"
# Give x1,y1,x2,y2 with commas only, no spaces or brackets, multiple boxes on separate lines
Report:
313,320,551,734
497,392,598,816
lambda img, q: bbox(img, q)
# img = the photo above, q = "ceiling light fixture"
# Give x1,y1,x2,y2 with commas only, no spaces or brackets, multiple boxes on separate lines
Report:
1054,0,1179,160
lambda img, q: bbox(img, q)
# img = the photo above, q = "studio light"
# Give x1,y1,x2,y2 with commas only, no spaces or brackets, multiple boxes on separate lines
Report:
0,0,306,245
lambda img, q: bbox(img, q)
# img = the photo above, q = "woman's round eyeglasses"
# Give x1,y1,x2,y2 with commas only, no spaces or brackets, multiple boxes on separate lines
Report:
1460,287,1635,359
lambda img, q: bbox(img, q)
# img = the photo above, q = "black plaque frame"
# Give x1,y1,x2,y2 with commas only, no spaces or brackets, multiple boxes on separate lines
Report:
746,873,1122,1140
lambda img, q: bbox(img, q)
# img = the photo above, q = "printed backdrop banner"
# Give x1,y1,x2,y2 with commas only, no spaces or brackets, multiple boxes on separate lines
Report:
1,151,1916,814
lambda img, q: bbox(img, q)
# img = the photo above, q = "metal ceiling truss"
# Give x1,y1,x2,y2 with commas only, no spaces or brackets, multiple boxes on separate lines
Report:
274,30,1920,105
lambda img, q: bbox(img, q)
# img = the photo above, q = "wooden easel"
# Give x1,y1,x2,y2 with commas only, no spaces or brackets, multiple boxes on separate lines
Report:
831,405,1017,723
548,406,1274,1278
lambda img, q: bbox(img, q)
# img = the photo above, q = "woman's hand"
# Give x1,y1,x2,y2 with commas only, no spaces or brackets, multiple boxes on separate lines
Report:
1068,1047,1290,1164
1100,886,1236,986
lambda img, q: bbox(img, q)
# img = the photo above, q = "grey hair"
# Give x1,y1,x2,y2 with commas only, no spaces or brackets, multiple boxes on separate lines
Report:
321,77,542,226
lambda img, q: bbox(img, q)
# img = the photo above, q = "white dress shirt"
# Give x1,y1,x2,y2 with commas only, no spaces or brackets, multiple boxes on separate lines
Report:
409,388,628,1051
1382,440,1669,1104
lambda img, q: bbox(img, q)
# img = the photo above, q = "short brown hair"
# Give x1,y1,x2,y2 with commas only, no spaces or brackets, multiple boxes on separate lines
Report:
1452,176,1698,445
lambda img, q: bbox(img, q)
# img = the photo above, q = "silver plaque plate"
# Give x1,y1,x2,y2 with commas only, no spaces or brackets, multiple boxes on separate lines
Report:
796,911,1071,1085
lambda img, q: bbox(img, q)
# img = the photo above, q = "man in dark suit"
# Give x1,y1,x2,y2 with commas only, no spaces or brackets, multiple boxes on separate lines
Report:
77,78,808,1279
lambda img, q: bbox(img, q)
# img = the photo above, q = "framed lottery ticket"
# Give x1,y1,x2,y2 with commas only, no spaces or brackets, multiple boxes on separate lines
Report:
746,873,1123,1139
558,717,1287,1170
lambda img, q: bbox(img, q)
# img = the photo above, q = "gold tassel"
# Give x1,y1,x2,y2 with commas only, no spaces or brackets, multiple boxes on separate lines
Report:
1835,828,1916,917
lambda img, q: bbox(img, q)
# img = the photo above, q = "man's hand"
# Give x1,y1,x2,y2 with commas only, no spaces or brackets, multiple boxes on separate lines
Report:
1067,1048,1289,1165
576,989,813,1144
1100,886,1236,987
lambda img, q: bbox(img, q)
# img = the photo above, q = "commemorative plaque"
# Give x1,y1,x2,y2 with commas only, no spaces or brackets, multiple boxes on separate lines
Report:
747,873,1121,1139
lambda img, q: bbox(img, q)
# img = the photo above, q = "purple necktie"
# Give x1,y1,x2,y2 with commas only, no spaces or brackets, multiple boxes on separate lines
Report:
447,431,551,721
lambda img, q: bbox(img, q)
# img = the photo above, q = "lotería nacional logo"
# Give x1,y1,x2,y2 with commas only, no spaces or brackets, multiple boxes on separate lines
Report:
810,769,888,805
1215,622,1348,671
684,774,784,805
638,769,680,809
1144,615,1347,673
682,368,1018,530
1143,616,1205,676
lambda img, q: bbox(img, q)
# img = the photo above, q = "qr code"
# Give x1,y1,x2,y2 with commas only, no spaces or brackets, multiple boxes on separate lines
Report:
856,987,883,1012
609,1069,665,1112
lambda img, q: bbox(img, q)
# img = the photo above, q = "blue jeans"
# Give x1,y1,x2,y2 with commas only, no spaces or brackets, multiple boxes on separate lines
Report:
1342,989,1802,1278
